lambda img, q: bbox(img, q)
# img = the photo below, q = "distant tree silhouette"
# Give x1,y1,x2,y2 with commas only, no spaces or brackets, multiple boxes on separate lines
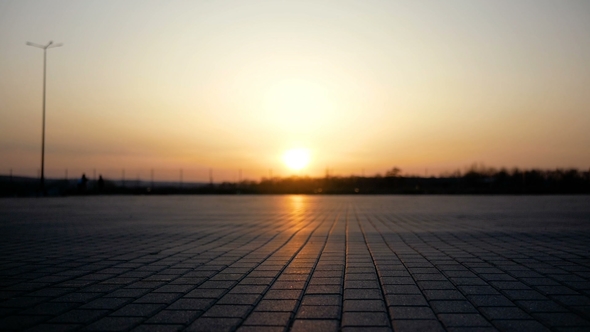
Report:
385,167,402,177
1,166,589,196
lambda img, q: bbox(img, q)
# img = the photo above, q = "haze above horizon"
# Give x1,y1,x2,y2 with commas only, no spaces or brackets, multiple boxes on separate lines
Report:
1,0,589,182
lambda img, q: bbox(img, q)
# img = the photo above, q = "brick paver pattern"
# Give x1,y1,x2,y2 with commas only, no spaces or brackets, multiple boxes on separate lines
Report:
1,196,589,331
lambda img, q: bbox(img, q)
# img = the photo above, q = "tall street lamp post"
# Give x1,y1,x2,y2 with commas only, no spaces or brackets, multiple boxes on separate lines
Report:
26,41,62,194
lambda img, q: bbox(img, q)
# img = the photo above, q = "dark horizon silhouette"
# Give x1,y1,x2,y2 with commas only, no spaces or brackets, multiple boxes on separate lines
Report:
2,166,589,197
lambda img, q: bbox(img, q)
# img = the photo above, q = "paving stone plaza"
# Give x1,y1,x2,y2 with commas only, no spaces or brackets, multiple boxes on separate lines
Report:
1,196,589,331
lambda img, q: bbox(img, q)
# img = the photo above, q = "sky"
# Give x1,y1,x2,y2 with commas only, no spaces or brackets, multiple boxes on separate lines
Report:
1,0,589,182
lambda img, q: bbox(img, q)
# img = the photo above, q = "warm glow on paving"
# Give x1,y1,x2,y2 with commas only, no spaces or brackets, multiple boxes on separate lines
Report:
283,148,311,171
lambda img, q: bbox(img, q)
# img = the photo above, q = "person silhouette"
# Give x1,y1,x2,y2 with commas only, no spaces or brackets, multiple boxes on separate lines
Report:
78,173,88,193
98,175,105,192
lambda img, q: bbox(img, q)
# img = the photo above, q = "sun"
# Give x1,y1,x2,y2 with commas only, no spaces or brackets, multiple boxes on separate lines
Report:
283,148,311,171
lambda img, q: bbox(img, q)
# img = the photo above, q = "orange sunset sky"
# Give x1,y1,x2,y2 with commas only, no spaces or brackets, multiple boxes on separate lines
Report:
1,0,589,182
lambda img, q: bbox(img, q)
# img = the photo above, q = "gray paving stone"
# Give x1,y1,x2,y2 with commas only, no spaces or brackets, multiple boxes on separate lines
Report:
236,326,285,332
342,311,390,327
532,312,590,327
431,300,478,313
419,281,457,290
167,298,214,310
145,310,201,324
344,289,382,300
306,285,341,294
153,285,195,293
104,288,151,298
459,285,500,295
186,317,241,332
243,312,291,326
392,319,445,332
516,300,569,312
291,319,339,332
341,327,392,332
345,280,380,288
0,315,50,330
553,295,590,306
271,281,304,290
50,309,110,324
301,294,341,306
468,295,514,307
51,293,102,304
346,273,379,280
389,306,436,319
344,300,386,312
313,271,342,278
424,290,466,300
26,323,83,332
202,304,252,318
385,294,428,306
263,289,302,299
112,304,166,317
80,297,130,310
310,277,342,285
480,306,532,320
132,324,184,332
1,196,589,331
19,302,78,316
83,316,144,331
437,313,493,327
296,305,340,319
216,294,261,305
493,319,550,331
380,277,414,284
229,285,268,294
184,289,226,298
383,285,422,295
256,299,297,312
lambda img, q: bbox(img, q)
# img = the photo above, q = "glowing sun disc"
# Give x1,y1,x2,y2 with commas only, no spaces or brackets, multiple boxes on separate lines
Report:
283,148,310,171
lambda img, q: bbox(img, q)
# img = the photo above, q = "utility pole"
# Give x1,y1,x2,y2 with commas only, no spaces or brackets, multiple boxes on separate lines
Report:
26,41,62,195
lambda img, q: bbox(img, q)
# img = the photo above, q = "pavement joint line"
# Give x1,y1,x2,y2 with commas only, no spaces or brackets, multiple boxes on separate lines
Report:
222,211,331,330
107,213,294,321
375,213,590,331
433,227,586,320
339,206,349,330
180,213,322,327
458,231,590,320
36,216,282,328
372,214,508,330
355,209,394,330
286,209,342,330
34,213,302,329
1,197,590,331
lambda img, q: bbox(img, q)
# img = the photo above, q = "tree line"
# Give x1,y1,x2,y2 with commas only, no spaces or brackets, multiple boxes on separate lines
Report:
3,166,588,196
